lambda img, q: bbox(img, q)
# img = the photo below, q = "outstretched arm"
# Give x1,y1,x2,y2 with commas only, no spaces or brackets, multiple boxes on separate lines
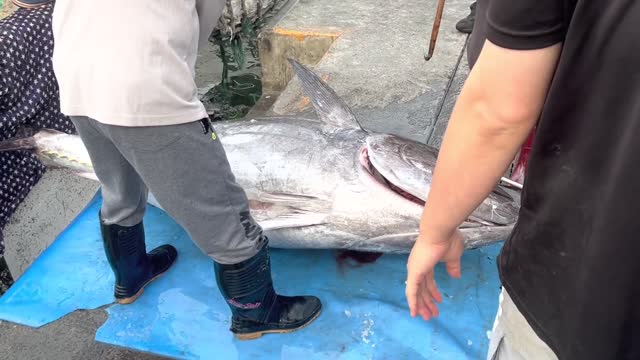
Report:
405,39,562,320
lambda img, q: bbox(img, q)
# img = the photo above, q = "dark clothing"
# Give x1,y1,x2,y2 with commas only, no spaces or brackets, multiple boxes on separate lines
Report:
466,0,487,69
487,1,640,359
0,5,75,256
455,2,477,34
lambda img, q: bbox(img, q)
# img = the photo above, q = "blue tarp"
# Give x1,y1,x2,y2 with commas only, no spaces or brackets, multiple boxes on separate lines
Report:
0,193,503,359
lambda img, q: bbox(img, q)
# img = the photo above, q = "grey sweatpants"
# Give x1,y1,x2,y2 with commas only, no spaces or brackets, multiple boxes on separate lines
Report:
70,116,264,264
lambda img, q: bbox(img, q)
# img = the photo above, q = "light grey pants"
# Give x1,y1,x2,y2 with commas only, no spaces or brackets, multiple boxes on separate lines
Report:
487,288,558,360
70,116,264,264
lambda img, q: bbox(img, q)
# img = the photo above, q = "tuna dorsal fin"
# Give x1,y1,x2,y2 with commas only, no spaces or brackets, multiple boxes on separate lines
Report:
288,58,363,131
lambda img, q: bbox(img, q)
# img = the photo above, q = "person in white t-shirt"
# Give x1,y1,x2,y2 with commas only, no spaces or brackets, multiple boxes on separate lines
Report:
51,0,321,340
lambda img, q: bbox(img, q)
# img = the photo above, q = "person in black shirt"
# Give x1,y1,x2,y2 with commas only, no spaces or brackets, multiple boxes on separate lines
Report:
405,1,640,359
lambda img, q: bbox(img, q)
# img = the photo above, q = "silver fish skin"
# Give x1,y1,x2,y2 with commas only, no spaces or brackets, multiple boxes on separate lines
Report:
0,59,520,253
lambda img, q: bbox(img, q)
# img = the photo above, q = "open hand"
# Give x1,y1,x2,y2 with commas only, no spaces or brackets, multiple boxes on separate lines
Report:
405,229,464,320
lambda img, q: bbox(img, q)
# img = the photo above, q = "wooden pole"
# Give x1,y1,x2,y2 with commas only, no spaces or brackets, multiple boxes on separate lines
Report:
425,0,446,61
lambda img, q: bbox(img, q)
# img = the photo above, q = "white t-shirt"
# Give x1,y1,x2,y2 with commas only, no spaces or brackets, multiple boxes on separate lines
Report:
51,0,224,127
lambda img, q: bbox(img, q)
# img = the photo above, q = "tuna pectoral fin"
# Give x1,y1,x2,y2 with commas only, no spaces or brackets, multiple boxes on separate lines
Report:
256,213,327,231
0,137,37,152
247,191,330,231
146,190,328,231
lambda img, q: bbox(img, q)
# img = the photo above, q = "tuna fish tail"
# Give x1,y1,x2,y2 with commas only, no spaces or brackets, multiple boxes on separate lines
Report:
0,136,37,152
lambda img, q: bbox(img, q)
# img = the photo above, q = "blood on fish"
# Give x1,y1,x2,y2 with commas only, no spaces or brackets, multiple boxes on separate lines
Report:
510,126,535,184
336,250,384,269
384,179,424,205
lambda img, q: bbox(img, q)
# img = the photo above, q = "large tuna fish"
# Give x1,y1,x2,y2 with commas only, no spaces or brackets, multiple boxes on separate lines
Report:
0,60,520,253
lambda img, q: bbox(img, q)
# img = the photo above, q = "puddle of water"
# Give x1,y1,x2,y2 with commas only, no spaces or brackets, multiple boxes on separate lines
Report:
199,3,286,121
201,23,263,120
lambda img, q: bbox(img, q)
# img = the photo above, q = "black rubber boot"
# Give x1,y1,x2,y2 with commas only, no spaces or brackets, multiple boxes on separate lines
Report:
455,1,476,34
100,219,178,304
214,241,322,340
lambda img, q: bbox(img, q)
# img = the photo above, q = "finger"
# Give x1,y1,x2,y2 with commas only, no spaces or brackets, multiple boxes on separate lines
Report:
405,276,421,317
446,258,462,278
418,300,432,321
426,274,443,304
421,287,439,319
406,287,418,317
417,288,432,320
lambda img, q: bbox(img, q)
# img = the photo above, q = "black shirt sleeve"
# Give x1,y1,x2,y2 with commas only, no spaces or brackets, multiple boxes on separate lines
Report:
486,0,567,50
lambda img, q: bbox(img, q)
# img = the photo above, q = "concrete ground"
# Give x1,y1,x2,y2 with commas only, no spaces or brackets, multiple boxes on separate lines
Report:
3,170,99,279
0,0,474,358
0,1,16,19
261,0,470,146
0,310,169,360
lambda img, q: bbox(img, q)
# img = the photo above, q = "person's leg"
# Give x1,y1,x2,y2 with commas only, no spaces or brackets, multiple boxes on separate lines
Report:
70,116,177,304
487,288,558,360
100,119,260,263
99,118,321,339
456,1,477,34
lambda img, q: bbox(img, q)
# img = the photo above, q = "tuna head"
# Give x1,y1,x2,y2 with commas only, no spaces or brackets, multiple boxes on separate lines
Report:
362,133,520,226
279,58,519,250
